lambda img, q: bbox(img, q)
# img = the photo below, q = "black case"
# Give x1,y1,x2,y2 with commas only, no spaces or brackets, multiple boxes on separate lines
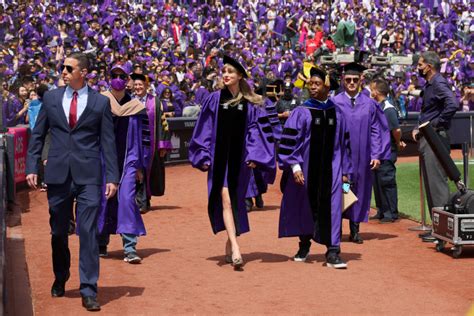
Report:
446,190,474,214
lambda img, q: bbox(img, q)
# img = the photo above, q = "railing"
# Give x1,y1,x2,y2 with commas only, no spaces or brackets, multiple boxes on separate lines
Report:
0,135,7,316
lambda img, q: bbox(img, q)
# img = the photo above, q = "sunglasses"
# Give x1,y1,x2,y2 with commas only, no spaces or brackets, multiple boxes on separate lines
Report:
111,73,128,80
61,65,75,73
344,77,360,84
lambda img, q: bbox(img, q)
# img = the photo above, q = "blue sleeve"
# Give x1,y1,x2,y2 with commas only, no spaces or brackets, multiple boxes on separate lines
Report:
385,108,399,131
432,79,459,128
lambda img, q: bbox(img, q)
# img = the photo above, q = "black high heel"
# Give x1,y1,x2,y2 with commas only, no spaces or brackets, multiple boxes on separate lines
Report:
232,257,243,270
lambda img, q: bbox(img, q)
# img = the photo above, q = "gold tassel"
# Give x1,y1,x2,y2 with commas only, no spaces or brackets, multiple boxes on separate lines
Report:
325,74,330,88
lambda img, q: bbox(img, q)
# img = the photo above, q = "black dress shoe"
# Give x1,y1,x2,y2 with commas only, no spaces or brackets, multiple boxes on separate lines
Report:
51,272,70,297
422,234,437,242
380,217,395,223
349,233,364,244
418,231,432,238
245,198,253,212
82,296,101,311
255,194,264,208
369,214,383,220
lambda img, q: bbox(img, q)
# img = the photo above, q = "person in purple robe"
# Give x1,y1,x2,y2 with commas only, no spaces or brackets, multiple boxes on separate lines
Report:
189,55,275,270
332,63,390,244
98,64,148,264
245,97,281,211
278,66,352,269
0,82,23,127
132,73,173,213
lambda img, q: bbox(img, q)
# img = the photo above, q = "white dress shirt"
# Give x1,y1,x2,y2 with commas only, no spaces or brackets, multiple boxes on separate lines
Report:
62,84,89,124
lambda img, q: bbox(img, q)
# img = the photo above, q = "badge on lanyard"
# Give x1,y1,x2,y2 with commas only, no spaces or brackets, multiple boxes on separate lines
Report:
237,104,243,111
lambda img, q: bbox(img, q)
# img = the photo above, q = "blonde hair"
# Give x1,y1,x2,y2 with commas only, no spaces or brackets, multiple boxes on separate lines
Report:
222,65,264,107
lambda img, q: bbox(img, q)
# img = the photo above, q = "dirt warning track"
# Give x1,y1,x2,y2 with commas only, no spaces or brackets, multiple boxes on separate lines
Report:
7,164,474,315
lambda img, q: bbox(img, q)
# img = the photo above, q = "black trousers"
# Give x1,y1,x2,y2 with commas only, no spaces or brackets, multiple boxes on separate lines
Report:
373,152,398,220
349,221,359,235
47,175,101,298
299,235,340,257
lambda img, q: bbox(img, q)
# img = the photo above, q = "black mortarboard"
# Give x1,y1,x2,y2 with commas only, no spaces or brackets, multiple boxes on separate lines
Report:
223,55,248,78
342,62,367,75
309,66,339,90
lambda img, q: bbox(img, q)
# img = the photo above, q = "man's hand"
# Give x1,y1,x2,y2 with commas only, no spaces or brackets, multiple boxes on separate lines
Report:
397,141,406,152
136,169,144,183
159,148,167,158
294,171,305,185
342,175,349,183
247,161,257,169
412,129,419,142
26,174,38,189
105,183,117,199
201,164,209,171
370,159,381,170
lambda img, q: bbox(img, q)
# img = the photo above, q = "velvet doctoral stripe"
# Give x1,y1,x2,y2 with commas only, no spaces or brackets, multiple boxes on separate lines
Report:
208,98,248,236
307,107,337,246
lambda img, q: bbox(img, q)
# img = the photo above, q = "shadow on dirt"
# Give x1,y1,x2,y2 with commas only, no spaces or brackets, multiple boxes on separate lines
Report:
102,248,171,261
65,286,146,306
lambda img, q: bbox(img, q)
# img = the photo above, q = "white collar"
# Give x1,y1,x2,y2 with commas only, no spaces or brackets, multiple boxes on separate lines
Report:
345,92,359,100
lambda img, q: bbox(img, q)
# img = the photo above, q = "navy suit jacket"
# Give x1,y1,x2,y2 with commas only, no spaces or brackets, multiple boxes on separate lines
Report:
26,86,120,185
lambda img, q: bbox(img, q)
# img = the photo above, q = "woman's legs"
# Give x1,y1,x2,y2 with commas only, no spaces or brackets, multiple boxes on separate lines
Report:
221,187,241,261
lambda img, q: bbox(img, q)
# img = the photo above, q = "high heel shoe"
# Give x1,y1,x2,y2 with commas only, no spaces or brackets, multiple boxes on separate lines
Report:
232,257,243,270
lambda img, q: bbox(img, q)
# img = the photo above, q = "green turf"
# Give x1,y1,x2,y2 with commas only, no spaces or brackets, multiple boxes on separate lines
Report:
371,161,474,222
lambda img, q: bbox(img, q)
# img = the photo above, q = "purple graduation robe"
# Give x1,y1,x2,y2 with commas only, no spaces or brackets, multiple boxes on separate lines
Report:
278,100,352,247
189,90,275,235
246,98,282,198
332,92,390,223
98,93,147,236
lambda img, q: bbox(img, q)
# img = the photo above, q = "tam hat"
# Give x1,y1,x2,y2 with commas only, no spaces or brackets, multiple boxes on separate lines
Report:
310,66,339,91
223,55,248,78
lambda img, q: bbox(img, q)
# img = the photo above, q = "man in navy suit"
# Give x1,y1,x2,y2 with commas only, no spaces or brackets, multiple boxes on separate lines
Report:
26,52,119,312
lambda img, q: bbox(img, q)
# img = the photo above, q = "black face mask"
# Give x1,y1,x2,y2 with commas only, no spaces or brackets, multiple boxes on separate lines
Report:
418,65,428,78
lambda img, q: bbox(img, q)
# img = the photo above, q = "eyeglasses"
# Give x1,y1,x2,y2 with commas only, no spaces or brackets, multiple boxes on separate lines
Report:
61,65,75,73
344,77,360,84
111,73,128,80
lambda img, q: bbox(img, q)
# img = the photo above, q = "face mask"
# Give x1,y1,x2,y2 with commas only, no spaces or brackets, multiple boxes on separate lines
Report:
418,66,427,78
110,78,127,91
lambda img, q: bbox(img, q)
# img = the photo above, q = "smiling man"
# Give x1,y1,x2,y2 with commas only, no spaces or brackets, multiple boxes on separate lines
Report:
26,53,119,311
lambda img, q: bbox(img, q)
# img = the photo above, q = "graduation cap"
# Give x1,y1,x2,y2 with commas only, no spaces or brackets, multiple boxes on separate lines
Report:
110,63,130,75
223,55,248,78
130,73,154,84
341,62,367,76
309,66,339,91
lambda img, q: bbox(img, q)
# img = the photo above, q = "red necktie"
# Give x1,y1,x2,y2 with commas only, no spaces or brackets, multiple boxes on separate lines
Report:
69,91,78,128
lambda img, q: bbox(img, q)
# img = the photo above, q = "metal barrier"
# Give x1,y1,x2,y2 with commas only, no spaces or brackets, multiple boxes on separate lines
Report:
0,137,7,316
